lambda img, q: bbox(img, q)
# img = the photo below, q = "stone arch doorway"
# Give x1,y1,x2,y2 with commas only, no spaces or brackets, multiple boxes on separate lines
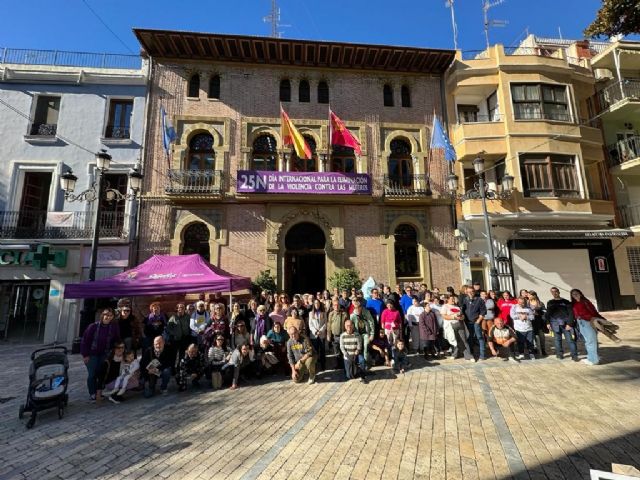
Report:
284,222,326,295
182,222,210,261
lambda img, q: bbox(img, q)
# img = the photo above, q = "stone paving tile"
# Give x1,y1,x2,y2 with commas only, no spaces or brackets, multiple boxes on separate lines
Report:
0,312,639,479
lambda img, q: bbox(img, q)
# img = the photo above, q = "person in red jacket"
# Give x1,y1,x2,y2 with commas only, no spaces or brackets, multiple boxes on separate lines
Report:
570,289,600,365
497,291,518,327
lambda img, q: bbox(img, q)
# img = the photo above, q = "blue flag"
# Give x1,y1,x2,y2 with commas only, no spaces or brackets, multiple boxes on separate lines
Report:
161,106,177,155
430,116,457,162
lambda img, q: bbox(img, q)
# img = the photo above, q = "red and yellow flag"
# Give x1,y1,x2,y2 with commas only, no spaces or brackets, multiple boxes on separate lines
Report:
330,109,361,155
281,107,312,159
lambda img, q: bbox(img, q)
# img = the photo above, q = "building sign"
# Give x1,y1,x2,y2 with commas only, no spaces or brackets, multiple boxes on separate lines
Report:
594,256,609,273
0,246,67,269
236,170,371,195
81,245,130,268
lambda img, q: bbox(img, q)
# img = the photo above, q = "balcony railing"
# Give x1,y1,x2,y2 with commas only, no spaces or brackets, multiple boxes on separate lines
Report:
166,170,224,195
29,123,57,136
460,50,489,60
591,79,640,115
618,203,640,228
513,109,573,122
104,125,130,139
457,114,502,124
383,174,431,197
605,135,640,168
0,210,127,239
0,47,142,70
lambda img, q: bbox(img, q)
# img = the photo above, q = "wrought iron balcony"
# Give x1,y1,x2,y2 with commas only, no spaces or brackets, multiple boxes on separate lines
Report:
605,135,640,169
590,79,640,115
618,203,640,228
29,123,57,136
0,210,127,240
165,169,224,195
383,174,432,197
104,125,130,139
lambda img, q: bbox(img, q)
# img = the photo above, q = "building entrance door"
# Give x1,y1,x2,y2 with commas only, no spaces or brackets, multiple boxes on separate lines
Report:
284,222,326,295
0,281,50,341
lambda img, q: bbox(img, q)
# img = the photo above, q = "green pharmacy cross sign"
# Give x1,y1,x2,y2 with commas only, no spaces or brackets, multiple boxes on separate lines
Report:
0,245,67,270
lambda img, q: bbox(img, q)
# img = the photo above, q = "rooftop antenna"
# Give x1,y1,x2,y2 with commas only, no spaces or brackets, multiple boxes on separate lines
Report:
483,0,508,49
263,0,290,38
446,0,459,50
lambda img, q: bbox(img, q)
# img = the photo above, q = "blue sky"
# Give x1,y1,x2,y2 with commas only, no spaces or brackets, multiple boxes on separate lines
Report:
1,0,607,54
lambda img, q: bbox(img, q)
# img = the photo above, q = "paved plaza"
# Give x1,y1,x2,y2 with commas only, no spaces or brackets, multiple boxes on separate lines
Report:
0,312,639,480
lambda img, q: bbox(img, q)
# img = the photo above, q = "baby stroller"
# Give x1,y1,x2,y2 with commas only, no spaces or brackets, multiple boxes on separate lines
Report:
18,345,69,429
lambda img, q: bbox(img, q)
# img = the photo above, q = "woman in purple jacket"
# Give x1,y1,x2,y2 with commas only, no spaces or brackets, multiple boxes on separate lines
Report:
81,308,120,401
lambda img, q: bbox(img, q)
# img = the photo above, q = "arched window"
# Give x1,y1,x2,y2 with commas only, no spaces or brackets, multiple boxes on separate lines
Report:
208,75,220,99
299,80,310,103
280,79,291,102
188,74,200,98
388,138,412,187
394,224,419,278
291,135,317,172
317,81,329,104
383,84,394,107
187,133,215,170
252,134,278,171
401,85,411,108
330,145,356,173
182,222,210,262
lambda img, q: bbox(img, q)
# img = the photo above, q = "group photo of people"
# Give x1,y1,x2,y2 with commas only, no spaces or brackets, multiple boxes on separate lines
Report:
79,281,621,404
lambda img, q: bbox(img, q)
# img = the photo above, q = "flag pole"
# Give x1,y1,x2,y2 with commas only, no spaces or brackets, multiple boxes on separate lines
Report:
327,106,332,172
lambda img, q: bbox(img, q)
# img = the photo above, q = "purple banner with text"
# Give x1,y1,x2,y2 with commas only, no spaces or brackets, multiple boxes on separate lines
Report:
236,170,371,194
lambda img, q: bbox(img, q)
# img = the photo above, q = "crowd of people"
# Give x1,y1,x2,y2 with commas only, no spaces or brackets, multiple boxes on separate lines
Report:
79,282,619,404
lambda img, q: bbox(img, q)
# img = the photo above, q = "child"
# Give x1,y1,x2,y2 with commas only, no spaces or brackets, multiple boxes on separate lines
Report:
392,339,410,374
208,335,230,389
511,297,536,360
177,344,206,391
105,350,140,404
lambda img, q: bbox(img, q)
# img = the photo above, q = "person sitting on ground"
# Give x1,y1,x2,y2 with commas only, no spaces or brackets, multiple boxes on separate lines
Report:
144,302,167,349
207,335,230,389
140,336,174,397
487,317,518,361
392,339,410,374
177,343,206,391
340,319,366,382
230,320,252,350
95,341,125,404
104,349,140,404
223,343,255,390
369,328,392,367
286,326,317,384
266,321,289,370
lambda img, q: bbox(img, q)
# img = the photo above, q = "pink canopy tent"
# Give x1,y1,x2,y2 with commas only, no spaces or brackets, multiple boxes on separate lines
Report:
63,254,252,299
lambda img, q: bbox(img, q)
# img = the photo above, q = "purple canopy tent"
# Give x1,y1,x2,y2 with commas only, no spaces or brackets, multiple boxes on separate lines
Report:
63,254,251,299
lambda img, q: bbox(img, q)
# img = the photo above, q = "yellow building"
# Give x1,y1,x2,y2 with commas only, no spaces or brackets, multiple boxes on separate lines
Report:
446,40,634,310
590,39,640,305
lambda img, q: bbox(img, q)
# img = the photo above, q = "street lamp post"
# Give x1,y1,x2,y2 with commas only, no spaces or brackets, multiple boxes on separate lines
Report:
447,155,514,292
60,149,143,334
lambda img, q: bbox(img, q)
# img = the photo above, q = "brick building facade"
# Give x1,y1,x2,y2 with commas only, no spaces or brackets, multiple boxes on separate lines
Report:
134,29,459,293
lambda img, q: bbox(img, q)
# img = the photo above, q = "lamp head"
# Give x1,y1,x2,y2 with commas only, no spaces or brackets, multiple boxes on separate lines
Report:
60,169,78,193
95,149,112,171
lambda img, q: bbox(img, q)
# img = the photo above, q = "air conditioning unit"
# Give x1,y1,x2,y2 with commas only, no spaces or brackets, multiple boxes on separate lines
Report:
594,68,614,81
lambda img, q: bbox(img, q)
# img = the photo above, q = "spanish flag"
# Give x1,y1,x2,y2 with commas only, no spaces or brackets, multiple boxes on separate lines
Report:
329,109,361,155
281,107,312,159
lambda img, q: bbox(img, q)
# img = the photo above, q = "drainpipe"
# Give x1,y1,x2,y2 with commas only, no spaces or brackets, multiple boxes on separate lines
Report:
134,53,154,266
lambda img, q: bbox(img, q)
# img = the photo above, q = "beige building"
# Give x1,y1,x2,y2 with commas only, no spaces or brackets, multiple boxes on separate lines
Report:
590,39,640,305
134,29,459,294
446,39,634,309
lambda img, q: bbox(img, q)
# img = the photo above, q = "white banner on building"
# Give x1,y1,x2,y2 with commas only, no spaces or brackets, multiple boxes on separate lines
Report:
45,212,74,228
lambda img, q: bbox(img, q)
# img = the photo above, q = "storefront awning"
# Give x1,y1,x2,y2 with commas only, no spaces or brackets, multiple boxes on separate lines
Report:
513,228,633,240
